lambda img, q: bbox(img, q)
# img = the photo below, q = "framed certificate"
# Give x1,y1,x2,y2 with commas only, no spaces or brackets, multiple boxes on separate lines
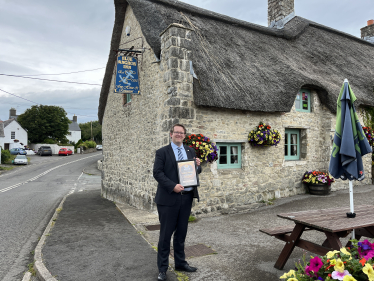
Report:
177,160,199,187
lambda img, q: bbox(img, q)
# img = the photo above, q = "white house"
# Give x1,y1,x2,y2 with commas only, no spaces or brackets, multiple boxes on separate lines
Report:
0,119,28,150
66,115,81,144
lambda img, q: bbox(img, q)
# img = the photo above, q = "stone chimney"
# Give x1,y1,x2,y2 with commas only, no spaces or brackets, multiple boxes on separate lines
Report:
268,0,295,29
9,108,16,119
361,20,374,43
73,115,77,122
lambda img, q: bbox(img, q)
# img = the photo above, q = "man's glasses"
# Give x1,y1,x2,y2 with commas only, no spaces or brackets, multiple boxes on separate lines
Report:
173,132,185,135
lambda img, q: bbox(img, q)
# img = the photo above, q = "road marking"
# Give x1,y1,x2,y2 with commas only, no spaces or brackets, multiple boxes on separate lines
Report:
0,154,101,193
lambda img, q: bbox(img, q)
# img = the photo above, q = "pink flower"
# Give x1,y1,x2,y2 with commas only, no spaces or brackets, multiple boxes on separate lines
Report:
309,256,323,272
331,270,351,280
305,265,313,277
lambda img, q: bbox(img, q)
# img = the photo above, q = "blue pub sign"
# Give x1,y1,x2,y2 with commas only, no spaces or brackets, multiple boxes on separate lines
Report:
114,56,140,94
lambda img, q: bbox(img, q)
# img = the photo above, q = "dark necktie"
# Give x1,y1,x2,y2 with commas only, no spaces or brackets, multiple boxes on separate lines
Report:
177,147,183,161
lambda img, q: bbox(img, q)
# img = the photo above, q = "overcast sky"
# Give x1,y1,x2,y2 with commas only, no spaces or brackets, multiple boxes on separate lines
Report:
1,0,373,124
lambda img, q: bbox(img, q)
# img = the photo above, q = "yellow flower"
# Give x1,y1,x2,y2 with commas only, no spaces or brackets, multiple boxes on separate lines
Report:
329,259,337,265
280,270,296,279
334,258,345,273
343,276,357,281
287,278,298,281
326,250,340,259
192,141,195,144
340,247,352,260
363,263,374,281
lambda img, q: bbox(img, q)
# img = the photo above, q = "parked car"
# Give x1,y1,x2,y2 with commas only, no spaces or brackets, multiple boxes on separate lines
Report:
38,146,52,156
9,148,27,155
58,148,72,156
96,145,102,151
13,155,28,165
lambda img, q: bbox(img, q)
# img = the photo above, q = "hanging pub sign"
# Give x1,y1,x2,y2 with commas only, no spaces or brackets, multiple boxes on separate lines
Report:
114,55,140,94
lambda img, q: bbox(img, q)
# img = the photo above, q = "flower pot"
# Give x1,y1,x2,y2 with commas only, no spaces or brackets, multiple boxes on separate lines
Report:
307,184,331,195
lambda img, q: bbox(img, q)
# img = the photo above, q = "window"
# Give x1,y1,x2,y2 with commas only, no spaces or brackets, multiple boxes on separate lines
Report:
295,89,311,112
284,129,300,160
217,143,242,169
123,94,132,105
11,131,15,139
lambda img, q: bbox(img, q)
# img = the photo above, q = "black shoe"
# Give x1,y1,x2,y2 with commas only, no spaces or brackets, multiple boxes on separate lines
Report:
175,264,197,272
158,272,167,281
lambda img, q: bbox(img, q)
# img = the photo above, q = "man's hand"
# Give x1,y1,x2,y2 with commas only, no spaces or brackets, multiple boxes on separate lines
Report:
173,184,184,193
195,157,201,166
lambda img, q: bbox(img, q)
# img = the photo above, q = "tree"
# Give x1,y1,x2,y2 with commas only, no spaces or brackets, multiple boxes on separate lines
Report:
17,105,71,143
79,121,102,143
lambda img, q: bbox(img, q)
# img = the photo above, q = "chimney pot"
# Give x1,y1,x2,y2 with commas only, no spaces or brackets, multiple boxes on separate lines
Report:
368,20,374,26
73,116,77,122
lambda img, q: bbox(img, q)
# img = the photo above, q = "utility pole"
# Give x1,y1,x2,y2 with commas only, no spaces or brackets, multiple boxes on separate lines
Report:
91,121,93,140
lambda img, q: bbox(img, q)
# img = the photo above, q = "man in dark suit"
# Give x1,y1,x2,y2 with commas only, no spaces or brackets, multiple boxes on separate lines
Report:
153,124,201,281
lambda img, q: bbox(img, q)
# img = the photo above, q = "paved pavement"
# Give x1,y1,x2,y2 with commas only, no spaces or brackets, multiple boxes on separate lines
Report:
27,160,374,281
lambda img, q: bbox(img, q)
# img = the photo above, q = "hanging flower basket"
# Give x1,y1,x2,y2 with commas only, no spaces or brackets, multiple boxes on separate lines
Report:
362,126,374,146
13,139,19,143
183,134,218,163
248,122,281,147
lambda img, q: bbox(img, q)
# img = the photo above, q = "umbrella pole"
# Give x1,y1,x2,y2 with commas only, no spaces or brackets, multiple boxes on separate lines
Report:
349,180,355,239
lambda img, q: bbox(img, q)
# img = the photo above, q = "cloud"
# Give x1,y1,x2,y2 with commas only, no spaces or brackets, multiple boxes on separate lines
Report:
0,88,100,123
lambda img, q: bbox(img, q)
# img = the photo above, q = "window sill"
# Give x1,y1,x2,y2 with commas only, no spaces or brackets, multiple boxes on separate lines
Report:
283,160,307,166
217,168,243,173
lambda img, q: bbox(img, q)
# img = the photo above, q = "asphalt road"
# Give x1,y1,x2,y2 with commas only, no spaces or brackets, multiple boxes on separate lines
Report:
0,152,103,281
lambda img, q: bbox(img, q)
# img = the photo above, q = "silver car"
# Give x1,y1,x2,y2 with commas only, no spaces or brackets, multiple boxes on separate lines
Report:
13,155,28,165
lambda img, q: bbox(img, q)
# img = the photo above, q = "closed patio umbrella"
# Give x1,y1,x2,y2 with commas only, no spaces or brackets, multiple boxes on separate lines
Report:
329,79,372,238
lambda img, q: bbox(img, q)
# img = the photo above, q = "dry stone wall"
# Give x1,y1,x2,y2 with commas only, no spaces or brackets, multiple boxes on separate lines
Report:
101,9,372,216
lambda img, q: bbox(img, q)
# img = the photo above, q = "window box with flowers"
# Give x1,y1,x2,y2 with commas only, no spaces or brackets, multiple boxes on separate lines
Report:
302,170,335,195
183,134,218,164
13,139,19,143
248,122,281,147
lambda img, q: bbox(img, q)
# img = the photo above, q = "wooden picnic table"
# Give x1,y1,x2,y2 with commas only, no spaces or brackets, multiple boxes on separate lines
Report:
260,205,374,270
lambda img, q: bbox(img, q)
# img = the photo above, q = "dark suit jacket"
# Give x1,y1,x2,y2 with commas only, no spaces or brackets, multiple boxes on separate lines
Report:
153,144,201,206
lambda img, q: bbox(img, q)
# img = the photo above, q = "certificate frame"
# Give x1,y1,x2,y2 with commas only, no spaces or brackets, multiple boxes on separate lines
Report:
176,159,199,187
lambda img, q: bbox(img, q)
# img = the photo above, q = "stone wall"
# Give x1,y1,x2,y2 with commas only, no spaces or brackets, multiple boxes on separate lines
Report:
101,5,168,210
101,6,372,216
361,23,374,39
268,0,294,26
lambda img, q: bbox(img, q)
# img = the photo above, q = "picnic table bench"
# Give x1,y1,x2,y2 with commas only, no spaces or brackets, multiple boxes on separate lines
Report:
260,205,374,270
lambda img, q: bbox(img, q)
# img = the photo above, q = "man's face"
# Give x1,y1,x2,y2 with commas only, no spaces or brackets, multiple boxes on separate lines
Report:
170,126,186,146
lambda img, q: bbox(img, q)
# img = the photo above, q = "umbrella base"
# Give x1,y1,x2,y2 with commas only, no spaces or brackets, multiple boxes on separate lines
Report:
346,212,356,218
307,184,331,195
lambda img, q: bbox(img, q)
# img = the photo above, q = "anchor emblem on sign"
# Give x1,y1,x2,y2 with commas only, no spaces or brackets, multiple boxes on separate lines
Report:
119,70,136,86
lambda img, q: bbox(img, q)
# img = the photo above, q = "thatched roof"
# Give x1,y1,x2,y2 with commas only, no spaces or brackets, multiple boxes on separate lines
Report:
98,0,374,123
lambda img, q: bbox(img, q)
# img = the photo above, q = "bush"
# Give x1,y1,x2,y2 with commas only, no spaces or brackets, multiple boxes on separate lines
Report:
83,140,96,149
1,149,11,164
75,139,83,150
43,138,57,144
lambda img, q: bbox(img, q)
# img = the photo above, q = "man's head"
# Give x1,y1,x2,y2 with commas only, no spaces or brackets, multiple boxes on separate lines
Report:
170,124,186,146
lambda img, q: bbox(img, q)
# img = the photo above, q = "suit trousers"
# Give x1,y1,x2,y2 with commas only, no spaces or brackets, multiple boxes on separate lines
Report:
157,192,193,272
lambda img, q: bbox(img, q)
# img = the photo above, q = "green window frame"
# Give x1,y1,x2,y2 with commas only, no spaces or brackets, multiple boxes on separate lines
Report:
295,89,311,112
217,143,242,169
126,94,132,103
284,129,300,160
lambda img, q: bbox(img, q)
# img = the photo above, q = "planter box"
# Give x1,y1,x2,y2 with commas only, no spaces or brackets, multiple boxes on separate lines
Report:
307,184,331,195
